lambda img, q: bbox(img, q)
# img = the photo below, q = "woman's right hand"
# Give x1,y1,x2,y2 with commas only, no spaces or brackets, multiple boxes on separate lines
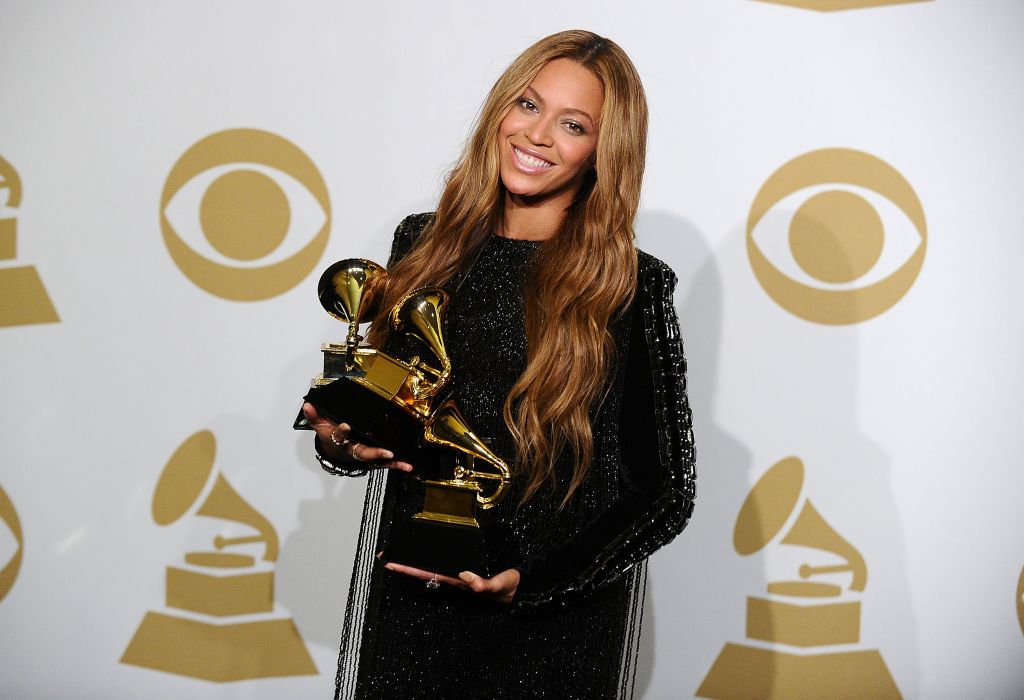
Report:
302,402,414,472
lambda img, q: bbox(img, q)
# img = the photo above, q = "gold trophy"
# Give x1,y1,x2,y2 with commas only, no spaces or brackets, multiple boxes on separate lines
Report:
295,259,511,575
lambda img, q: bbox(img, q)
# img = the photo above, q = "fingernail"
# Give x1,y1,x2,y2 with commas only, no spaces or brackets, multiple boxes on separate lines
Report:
384,563,394,571
459,572,474,582
381,450,394,459
403,465,413,472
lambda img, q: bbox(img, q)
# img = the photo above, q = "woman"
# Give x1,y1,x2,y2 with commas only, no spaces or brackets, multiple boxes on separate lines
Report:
303,29,695,699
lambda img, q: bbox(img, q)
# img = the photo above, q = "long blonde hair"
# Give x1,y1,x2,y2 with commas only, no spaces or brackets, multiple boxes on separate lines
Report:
370,30,648,506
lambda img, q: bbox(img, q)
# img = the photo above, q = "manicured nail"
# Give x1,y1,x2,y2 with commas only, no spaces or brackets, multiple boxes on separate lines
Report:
459,572,474,583
381,450,394,459
384,563,394,571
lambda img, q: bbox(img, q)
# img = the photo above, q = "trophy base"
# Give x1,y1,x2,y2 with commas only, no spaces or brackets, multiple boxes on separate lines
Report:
383,518,492,578
297,376,425,460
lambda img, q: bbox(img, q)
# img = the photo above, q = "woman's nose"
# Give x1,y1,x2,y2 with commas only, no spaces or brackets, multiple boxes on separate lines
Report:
525,117,554,147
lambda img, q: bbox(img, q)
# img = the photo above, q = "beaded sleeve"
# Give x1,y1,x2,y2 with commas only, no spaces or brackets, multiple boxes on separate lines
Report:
512,253,697,612
314,437,369,478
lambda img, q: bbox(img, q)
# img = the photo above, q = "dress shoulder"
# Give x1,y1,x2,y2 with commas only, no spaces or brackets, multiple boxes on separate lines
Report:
636,248,679,298
387,212,434,266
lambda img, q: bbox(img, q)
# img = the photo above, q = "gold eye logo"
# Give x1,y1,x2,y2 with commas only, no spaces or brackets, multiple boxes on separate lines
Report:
0,485,24,603
747,148,926,325
161,128,331,301
1017,564,1024,636
752,0,932,11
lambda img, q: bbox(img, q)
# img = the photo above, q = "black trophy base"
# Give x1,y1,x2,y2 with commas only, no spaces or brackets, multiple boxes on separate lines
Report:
383,518,492,578
297,377,425,461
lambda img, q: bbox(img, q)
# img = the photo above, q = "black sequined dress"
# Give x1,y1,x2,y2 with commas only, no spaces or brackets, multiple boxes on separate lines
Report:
321,213,696,700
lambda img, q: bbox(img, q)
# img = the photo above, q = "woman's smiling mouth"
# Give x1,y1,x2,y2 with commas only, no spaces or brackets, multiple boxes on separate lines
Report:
512,144,554,171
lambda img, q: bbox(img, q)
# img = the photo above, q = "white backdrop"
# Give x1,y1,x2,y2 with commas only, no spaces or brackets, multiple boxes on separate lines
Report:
2,1,1023,698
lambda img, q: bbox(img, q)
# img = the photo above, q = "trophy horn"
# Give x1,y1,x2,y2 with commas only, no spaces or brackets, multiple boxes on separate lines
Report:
390,287,452,398
425,399,511,508
318,258,388,358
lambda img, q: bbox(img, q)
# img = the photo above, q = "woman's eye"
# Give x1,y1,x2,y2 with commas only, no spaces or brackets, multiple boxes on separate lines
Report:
563,121,585,135
518,98,537,112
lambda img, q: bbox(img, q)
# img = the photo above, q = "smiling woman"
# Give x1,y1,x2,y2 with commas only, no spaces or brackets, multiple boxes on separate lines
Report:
497,58,603,214
302,29,696,700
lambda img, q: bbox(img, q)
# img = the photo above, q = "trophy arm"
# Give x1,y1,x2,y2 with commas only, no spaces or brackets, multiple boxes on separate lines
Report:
464,470,509,509
411,356,452,401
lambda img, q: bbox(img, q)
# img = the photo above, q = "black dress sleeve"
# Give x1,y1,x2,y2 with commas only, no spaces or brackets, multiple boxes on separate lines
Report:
314,213,434,478
512,254,697,611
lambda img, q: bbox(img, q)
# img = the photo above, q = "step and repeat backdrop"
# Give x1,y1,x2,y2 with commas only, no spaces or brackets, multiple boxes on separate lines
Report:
2,1,1022,698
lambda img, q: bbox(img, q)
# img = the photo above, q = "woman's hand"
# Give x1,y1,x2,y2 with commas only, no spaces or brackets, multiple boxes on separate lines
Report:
303,402,413,472
384,561,521,605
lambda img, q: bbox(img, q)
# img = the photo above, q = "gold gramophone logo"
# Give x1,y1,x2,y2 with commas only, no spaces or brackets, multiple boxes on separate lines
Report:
0,155,59,327
161,128,330,301
752,0,932,10
747,148,926,325
697,457,901,699
0,484,24,603
121,430,316,681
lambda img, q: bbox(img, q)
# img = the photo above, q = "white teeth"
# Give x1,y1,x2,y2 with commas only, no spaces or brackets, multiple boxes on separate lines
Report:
513,146,553,168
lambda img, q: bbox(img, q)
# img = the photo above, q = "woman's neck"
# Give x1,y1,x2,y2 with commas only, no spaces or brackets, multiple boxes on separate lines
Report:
499,192,572,241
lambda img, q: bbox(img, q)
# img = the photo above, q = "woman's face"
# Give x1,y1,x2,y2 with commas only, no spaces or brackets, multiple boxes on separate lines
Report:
497,58,603,206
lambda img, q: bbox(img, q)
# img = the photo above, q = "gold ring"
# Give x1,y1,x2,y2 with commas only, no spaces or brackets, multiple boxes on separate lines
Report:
329,427,350,450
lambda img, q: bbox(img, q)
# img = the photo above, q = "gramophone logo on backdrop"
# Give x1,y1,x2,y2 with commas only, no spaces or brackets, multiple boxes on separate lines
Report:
0,485,24,604
697,457,901,699
161,128,331,301
0,155,59,327
121,430,316,681
747,149,926,325
752,0,932,10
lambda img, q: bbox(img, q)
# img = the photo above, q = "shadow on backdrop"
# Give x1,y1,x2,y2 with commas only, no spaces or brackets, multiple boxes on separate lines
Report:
632,211,760,698
691,219,919,698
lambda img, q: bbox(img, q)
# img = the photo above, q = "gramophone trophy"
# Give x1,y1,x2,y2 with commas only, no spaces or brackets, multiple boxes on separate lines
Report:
295,258,511,575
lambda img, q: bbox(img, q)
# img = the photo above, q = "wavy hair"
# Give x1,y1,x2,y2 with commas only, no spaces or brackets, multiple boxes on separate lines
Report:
369,30,648,506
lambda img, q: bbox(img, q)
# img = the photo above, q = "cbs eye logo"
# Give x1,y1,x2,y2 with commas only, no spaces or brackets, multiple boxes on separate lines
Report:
1017,564,1024,636
747,148,926,325
161,128,330,301
753,0,932,11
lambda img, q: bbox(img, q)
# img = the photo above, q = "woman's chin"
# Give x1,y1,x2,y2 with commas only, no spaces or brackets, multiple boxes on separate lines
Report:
502,178,577,206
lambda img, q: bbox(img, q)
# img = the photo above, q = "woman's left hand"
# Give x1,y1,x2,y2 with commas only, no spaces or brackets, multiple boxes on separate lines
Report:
384,562,520,605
